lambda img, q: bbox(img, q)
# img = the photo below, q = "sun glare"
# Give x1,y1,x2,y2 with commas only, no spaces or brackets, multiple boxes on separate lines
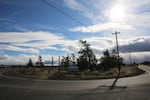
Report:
109,5,126,22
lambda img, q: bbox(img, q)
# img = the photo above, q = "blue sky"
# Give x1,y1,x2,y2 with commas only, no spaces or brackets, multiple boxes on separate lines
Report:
0,0,150,65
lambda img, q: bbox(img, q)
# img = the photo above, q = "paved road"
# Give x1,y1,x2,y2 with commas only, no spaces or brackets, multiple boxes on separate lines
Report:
0,65,150,100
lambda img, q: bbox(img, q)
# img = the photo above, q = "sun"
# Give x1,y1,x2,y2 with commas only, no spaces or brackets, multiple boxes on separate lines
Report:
109,5,126,22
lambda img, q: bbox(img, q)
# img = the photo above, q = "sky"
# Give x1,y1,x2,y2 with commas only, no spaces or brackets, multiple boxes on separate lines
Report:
0,0,150,65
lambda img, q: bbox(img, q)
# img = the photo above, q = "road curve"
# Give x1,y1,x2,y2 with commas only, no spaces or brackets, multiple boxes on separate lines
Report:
0,65,150,100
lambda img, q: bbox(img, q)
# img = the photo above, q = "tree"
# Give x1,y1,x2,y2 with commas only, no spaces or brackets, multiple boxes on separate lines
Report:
61,55,70,69
99,49,123,71
27,58,33,68
70,53,77,66
78,40,97,71
35,55,44,67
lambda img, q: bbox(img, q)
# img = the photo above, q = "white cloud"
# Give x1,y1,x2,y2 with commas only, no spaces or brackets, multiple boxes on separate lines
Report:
0,0,150,65
65,0,150,36
119,37,150,53
0,54,36,65
0,33,149,65
0,54,8,60
69,22,133,33
121,52,150,64
77,36,150,59
66,45,79,53
0,49,149,65
0,31,79,54
119,0,150,10
64,0,86,12
64,0,101,23
0,31,63,43
39,46,59,51
0,54,64,65
0,45,39,54
126,12,150,28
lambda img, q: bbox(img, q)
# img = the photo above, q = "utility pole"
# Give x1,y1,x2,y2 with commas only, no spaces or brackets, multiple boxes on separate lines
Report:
58,56,61,72
52,56,54,70
129,53,132,65
112,31,120,74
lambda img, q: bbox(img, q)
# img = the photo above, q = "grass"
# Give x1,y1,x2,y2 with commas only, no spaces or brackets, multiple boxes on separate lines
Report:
3,66,145,80
3,67,49,80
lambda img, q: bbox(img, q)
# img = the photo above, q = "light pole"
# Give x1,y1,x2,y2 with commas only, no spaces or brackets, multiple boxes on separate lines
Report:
112,31,120,74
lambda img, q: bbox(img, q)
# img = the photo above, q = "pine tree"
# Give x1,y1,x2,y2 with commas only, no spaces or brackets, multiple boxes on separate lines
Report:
27,58,33,68
35,56,44,67
100,49,123,71
61,55,70,69
78,40,97,71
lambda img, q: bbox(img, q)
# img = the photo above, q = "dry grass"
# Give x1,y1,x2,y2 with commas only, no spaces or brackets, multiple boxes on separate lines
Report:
3,66,145,80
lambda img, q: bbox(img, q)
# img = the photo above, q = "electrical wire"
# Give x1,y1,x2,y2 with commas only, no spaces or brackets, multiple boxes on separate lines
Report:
41,0,91,32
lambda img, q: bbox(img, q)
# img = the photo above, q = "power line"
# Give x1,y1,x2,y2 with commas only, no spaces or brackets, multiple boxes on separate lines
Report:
42,0,85,26
41,0,92,32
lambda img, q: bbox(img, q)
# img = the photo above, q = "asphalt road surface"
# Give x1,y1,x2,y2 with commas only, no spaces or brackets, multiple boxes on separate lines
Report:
0,65,150,100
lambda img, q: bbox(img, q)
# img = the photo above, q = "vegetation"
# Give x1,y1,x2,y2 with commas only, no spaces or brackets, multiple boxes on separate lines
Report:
35,56,44,67
99,49,123,71
61,55,70,69
141,61,150,66
77,40,97,71
3,65,144,80
60,40,123,72
61,53,77,68
27,58,33,68
2,40,146,80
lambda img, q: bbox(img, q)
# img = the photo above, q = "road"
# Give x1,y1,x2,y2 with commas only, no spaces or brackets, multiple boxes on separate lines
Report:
0,65,150,100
